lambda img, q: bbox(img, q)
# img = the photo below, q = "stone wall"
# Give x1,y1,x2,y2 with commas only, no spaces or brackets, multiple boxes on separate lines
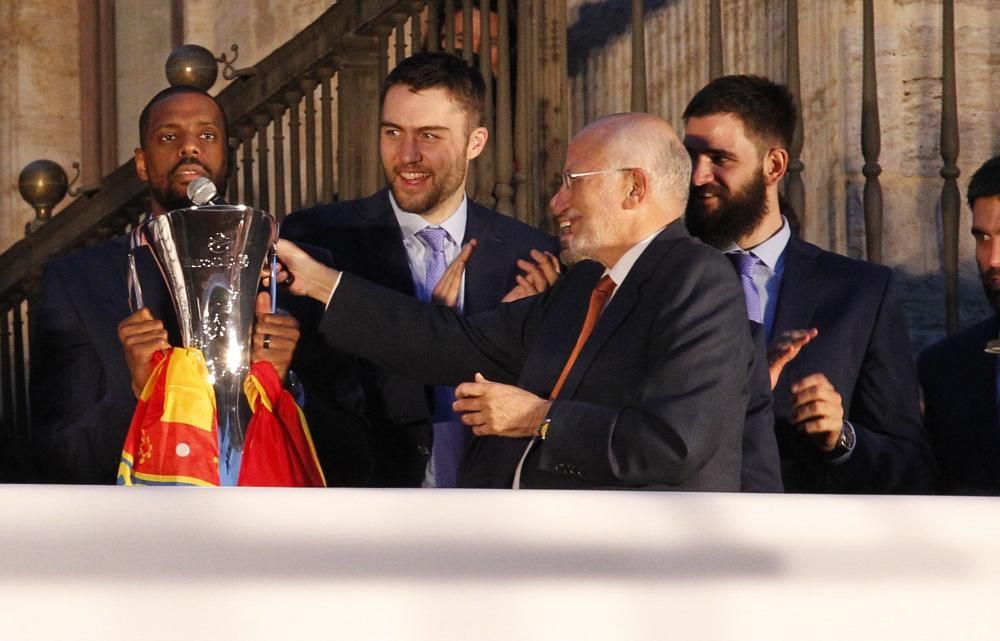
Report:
567,0,1000,350
0,0,81,255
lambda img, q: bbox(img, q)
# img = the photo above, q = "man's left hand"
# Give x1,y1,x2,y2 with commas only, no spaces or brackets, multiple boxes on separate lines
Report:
501,250,561,303
453,373,551,438
432,239,477,308
251,291,300,383
789,372,844,452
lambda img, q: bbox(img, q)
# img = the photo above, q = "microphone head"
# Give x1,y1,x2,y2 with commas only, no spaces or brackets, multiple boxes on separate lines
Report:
187,176,218,206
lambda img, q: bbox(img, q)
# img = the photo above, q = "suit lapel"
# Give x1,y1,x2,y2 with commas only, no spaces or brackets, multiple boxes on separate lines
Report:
463,202,507,315
772,236,822,337
360,190,416,296
554,227,677,399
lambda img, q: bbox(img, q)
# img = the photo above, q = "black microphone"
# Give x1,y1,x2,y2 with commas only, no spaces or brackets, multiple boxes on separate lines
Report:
187,176,228,206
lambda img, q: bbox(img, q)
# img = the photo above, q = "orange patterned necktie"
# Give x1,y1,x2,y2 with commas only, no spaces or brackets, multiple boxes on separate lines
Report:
549,275,617,399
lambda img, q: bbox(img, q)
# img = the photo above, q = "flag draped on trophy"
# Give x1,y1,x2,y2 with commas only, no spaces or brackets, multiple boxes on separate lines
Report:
117,347,325,487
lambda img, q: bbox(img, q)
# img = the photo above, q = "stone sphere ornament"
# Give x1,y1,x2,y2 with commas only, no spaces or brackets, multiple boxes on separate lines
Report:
165,44,219,90
18,159,68,221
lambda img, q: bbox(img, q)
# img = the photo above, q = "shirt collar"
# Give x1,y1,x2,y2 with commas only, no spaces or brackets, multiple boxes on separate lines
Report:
605,226,665,286
723,215,790,271
389,191,468,245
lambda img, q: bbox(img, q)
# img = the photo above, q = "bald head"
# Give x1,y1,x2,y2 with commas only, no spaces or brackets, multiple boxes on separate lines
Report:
575,113,692,211
551,113,694,267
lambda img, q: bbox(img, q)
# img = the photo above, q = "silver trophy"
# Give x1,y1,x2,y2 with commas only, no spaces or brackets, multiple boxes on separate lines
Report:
129,179,277,472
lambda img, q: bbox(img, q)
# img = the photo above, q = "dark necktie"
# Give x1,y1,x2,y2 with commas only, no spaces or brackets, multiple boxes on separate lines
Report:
727,252,763,324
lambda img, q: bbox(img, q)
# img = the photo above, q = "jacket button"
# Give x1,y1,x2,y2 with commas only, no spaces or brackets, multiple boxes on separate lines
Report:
416,446,430,456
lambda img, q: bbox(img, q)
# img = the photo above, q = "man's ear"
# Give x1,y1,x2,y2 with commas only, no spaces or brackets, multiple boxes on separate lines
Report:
763,147,789,186
134,147,149,183
466,126,489,161
622,168,648,210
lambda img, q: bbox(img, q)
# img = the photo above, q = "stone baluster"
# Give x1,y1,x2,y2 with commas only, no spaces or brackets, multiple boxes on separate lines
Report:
631,0,647,112
709,0,723,79
444,0,456,53
285,90,304,211
300,77,319,207
784,0,805,228
462,0,475,64
861,0,883,264
493,0,514,215
238,123,256,207
253,112,272,213
477,0,496,208
427,0,440,52
410,2,424,52
227,136,240,203
269,103,287,219
395,17,408,65
513,0,533,222
940,0,961,333
319,66,337,204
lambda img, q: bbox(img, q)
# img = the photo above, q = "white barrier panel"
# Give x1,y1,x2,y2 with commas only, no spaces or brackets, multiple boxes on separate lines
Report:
0,486,997,640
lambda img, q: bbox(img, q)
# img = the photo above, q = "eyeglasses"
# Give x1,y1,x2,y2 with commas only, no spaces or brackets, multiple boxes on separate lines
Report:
561,168,634,191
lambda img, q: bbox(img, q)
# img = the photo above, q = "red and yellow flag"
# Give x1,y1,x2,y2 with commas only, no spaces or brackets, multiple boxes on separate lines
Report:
117,348,325,487
239,361,326,487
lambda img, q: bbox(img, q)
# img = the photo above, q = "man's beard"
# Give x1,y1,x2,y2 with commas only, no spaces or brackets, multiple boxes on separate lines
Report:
685,171,768,248
151,157,217,212
981,267,1000,313
386,158,466,215
559,205,616,265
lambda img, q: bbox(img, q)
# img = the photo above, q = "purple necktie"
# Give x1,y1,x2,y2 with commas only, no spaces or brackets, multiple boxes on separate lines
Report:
416,226,463,487
417,227,450,301
728,252,763,324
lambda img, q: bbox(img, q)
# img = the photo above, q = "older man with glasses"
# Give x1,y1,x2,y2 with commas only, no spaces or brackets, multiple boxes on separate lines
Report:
274,112,757,491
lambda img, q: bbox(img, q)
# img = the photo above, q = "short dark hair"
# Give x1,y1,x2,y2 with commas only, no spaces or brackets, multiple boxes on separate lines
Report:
138,85,228,148
682,75,797,150
380,52,486,129
968,156,1000,208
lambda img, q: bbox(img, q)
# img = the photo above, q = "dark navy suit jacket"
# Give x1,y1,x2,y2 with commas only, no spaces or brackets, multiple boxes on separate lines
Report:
918,316,1000,494
281,189,559,486
317,220,754,490
770,236,935,493
31,236,173,482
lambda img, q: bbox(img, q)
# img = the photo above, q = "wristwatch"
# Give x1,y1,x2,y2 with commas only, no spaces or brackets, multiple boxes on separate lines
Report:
827,420,856,459
535,418,552,440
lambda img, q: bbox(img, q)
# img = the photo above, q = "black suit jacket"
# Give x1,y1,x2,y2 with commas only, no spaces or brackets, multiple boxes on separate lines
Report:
742,321,783,492
281,189,559,486
318,219,753,490
31,236,174,482
918,316,1000,494
770,236,934,493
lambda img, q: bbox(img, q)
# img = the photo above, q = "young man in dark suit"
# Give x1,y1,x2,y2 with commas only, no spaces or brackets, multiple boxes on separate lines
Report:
682,74,935,493
276,112,756,491
30,86,323,483
919,156,1000,494
281,52,558,487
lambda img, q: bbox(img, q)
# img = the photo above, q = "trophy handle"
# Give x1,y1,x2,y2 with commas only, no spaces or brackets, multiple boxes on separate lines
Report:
269,247,278,314
127,226,147,312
